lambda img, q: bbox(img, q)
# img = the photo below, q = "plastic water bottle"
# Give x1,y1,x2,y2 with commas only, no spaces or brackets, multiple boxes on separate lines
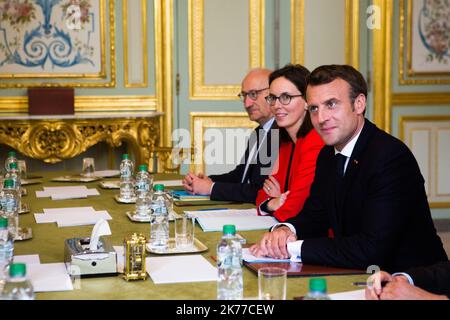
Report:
119,154,135,200
0,179,19,239
135,164,153,217
0,263,34,300
217,224,243,300
303,278,331,300
149,184,169,250
4,162,21,211
4,151,17,173
0,217,14,282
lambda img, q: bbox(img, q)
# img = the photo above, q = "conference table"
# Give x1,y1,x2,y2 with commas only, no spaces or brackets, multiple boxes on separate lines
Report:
14,171,368,300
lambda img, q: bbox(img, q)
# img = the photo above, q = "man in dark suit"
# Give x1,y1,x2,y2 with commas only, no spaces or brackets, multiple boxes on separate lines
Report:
365,261,450,300
250,65,447,272
182,69,278,204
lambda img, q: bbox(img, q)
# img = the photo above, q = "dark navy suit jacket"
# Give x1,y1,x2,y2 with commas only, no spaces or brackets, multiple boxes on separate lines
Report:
286,119,447,272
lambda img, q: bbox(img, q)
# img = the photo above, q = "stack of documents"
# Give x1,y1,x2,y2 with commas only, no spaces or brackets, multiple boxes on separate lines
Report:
242,248,290,263
185,208,278,232
34,206,112,227
36,186,99,200
13,255,73,292
171,190,210,201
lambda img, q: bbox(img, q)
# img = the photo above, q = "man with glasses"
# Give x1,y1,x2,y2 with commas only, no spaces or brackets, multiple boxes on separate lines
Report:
250,64,447,273
182,68,278,203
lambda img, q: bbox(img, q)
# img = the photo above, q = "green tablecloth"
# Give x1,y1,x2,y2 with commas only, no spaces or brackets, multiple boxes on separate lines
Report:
15,172,367,300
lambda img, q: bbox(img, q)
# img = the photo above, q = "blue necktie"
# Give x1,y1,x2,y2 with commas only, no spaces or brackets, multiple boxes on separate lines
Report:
335,153,347,178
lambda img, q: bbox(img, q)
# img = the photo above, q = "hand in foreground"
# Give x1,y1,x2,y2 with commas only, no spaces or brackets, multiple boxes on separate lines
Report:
267,191,290,212
365,271,395,300
263,176,281,198
365,272,448,300
249,226,297,260
182,172,196,192
182,172,213,195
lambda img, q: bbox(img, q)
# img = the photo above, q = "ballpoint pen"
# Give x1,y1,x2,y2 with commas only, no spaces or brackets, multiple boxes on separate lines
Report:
352,281,389,287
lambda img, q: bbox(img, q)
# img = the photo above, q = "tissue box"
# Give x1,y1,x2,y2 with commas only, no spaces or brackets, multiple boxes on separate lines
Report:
64,236,117,278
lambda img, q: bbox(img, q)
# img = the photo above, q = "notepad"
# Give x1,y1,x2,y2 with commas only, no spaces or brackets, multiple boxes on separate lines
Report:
146,255,217,284
185,208,278,232
171,190,210,201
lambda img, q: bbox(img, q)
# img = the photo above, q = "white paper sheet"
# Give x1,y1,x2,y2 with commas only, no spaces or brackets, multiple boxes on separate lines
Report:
153,179,183,187
196,216,278,232
56,211,112,227
94,170,120,178
186,208,258,219
329,289,366,300
36,186,99,199
27,263,73,292
13,254,41,265
43,207,96,214
242,248,290,263
146,255,217,284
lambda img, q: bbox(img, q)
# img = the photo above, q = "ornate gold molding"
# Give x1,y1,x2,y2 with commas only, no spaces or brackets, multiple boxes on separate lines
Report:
392,93,450,105
345,0,359,69
0,116,160,164
188,0,265,100
0,96,158,113
398,0,450,85
373,0,393,132
290,0,304,65
123,0,148,88
190,112,258,173
159,0,174,147
0,0,116,88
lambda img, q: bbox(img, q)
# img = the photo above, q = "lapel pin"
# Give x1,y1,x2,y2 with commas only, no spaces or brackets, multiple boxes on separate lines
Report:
353,160,359,165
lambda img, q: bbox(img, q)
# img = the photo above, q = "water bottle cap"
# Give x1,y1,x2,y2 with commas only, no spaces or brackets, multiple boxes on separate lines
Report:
153,184,164,191
3,179,14,188
0,217,8,228
9,263,26,277
138,164,148,172
7,151,16,157
309,278,327,293
222,225,236,235
9,162,18,169
122,154,129,159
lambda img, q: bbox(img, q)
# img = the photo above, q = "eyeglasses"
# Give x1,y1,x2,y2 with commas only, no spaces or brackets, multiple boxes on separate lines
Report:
265,93,303,106
237,88,269,102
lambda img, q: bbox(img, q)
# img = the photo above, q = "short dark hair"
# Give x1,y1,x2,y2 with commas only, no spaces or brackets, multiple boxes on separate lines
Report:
307,64,368,103
269,64,313,140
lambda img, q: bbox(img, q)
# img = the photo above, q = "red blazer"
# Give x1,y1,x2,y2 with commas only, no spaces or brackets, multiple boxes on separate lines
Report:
256,129,324,221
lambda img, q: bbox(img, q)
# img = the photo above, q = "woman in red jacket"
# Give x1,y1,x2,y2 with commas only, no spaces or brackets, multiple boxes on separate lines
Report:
256,64,324,222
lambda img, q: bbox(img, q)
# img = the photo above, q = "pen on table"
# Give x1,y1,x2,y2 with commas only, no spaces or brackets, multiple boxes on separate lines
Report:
196,208,230,211
352,281,389,287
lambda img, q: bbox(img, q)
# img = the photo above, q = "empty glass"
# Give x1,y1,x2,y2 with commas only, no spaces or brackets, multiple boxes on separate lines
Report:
175,215,195,250
258,267,287,300
81,157,95,177
17,160,27,179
